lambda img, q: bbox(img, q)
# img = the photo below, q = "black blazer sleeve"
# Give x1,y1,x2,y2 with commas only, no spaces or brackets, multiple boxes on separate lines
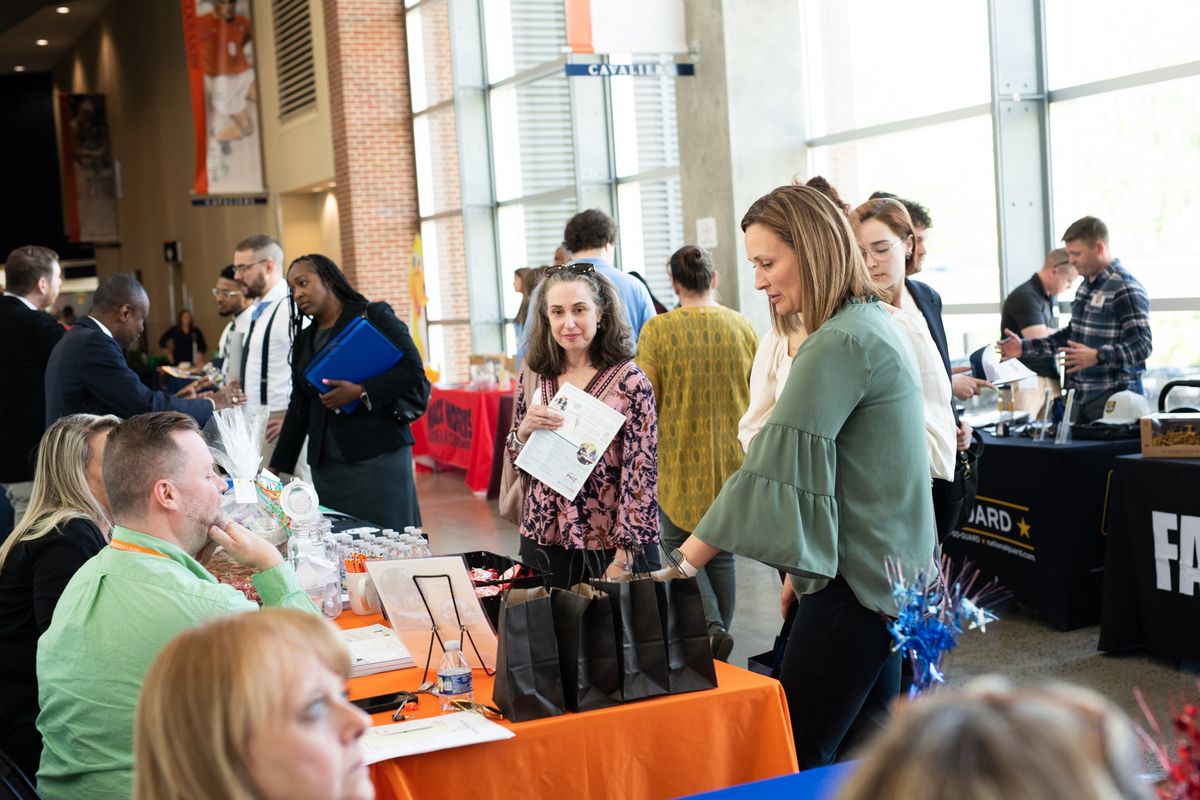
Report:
360,302,427,409
270,328,313,474
80,331,215,424
30,518,107,633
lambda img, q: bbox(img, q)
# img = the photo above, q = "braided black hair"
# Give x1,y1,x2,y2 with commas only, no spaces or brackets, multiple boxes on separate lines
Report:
286,254,369,357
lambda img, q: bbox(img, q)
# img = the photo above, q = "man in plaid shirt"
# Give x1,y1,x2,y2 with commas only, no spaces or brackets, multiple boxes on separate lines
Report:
1000,216,1152,422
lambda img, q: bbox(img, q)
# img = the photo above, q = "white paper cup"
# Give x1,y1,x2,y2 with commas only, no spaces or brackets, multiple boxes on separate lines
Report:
347,572,381,616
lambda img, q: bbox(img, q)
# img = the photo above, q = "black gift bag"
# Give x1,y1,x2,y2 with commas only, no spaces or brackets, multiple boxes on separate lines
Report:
662,576,718,693
492,587,566,722
592,576,671,702
551,583,622,711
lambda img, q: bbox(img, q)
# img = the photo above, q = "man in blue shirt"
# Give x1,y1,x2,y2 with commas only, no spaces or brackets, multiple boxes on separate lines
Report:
519,209,656,357
1000,216,1152,422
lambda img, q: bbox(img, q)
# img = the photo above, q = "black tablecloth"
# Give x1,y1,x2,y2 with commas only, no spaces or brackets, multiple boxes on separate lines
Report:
942,433,1140,630
1099,455,1200,662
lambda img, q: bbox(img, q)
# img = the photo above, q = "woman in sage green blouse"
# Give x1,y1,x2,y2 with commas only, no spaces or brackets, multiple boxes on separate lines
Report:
663,185,937,768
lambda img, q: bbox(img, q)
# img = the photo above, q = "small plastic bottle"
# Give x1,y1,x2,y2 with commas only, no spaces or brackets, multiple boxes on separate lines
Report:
437,640,474,711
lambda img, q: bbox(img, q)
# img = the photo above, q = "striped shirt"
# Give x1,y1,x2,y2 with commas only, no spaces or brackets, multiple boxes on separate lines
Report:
1022,258,1151,403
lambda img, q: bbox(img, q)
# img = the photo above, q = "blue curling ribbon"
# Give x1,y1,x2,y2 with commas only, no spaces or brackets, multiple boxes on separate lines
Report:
886,556,1005,698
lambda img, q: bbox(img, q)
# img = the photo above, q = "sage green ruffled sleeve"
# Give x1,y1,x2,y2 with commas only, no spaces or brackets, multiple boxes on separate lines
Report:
692,325,870,578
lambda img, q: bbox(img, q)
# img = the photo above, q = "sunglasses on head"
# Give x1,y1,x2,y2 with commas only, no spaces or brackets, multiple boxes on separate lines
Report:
544,262,596,278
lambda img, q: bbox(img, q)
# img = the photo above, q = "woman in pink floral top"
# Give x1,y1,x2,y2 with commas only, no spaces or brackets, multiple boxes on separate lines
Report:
506,264,661,589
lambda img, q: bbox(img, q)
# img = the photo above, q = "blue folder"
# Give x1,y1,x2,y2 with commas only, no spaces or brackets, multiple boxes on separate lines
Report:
303,317,403,413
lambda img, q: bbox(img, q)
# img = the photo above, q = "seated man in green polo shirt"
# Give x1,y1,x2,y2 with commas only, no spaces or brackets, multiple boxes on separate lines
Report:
35,411,317,800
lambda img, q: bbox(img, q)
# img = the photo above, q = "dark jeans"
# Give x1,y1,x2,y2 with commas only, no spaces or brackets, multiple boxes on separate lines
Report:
518,538,660,590
779,576,900,769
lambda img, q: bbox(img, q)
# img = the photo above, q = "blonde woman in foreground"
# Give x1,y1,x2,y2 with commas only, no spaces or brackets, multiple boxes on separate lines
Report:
134,608,373,800
836,678,1152,800
0,413,118,779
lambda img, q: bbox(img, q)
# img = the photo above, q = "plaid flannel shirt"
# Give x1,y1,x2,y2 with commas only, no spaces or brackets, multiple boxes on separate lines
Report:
1022,258,1152,404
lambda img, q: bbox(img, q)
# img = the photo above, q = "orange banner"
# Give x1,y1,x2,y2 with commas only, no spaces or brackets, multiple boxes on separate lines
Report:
179,0,265,198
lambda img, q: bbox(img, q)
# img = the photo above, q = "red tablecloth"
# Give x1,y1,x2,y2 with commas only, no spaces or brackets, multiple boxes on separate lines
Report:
339,613,798,800
411,386,512,494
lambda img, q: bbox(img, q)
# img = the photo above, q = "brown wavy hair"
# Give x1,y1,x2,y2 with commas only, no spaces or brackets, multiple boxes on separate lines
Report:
851,197,918,279
741,185,879,335
524,268,634,377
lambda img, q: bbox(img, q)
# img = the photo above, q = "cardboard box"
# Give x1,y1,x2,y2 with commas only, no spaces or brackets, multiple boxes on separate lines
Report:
1141,412,1200,458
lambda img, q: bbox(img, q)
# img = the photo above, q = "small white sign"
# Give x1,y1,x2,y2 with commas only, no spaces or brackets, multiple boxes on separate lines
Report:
696,217,719,249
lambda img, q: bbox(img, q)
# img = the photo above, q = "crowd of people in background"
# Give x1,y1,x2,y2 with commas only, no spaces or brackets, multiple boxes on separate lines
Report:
0,167,1158,796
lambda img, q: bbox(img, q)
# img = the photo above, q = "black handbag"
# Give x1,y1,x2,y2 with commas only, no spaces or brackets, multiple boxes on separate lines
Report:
942,431,985,534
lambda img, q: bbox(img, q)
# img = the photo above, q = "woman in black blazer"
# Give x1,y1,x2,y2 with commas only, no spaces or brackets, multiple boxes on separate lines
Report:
270,255,429,530
0,413,118,780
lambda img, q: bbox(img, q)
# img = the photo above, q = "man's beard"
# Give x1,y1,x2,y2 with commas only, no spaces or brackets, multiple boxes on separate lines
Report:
240,274,266,299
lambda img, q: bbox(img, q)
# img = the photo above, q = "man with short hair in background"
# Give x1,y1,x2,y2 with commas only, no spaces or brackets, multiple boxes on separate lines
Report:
1000,216,1152,422
1000,247,1078,378
211,263,251,373
44,274,239,426
0,246,65,525
35,412,316,800
232,234,305,468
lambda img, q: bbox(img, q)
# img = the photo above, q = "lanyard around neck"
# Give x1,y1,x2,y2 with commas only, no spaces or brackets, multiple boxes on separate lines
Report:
109,538,167,558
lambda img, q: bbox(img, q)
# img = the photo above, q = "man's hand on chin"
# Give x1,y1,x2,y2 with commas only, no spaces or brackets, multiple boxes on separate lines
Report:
207,519,284,572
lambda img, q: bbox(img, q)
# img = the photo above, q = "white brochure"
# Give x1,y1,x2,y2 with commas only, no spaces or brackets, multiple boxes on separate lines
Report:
514,382,626,502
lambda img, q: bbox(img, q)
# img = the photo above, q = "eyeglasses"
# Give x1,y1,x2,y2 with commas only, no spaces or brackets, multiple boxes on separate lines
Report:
211,288,244,298
545,262,596,278
232,259,268,273
860,239,905,261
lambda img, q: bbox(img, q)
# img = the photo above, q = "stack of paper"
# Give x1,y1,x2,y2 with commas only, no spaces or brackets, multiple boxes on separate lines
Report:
339,623,415,677
359,712,514,764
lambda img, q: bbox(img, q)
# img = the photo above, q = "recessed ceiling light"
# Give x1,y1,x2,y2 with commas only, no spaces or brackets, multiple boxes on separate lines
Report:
36,39,49,46
56,6,70,14
14,66,26,72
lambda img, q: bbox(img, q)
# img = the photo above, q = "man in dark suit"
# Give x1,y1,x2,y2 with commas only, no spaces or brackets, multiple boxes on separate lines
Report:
44,274,242,427
1,246,65,526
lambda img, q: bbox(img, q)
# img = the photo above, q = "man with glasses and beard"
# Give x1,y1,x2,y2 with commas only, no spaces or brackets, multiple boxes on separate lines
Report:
34,412,316,800
210,264,251,373
232,235,306,466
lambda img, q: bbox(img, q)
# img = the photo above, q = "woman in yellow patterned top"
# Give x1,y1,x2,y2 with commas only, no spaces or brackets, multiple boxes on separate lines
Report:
635,246,758,660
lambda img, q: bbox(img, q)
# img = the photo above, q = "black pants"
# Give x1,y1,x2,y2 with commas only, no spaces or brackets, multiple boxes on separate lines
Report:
0,718,41,785
518,538,661,591
779,576,900,768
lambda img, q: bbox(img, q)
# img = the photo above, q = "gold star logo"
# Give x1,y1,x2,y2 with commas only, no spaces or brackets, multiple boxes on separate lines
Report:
1017,518,1031,539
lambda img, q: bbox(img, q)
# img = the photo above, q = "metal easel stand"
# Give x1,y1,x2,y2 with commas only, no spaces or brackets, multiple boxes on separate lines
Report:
412,573,496,687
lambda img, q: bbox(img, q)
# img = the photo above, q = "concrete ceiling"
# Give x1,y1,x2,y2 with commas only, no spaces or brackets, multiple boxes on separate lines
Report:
0,0,112,75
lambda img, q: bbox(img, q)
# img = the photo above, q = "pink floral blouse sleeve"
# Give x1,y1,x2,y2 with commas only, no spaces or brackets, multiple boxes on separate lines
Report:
510,361,661,555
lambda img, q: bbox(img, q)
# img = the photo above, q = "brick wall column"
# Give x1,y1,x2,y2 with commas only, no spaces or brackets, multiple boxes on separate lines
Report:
323,0,417,313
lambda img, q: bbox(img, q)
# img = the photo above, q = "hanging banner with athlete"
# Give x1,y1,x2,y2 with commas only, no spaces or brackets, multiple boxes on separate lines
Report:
180,0,265,198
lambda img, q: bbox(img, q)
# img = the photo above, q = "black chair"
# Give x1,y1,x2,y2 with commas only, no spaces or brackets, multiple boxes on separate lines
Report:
0,749,41,800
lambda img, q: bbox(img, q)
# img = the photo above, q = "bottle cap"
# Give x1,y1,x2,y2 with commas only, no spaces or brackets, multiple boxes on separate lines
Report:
445,639,460,651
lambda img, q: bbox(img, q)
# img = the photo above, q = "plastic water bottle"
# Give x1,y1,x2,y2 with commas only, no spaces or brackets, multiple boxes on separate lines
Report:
437,640,474,711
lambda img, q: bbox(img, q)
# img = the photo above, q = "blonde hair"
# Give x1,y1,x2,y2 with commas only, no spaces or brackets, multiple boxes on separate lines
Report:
835,678,1150,800
0,413,117,572
133,609,352,800
741,185,879,336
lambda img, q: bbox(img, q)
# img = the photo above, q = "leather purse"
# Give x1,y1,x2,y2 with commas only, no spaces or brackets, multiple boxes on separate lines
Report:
499,368,540,524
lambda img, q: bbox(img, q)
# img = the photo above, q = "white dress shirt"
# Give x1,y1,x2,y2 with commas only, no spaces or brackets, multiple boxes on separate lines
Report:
240,279,303,412
3,292,39,311
737,310,955,481
87,315,115,339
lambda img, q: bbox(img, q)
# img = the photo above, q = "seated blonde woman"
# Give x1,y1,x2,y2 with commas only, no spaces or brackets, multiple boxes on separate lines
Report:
134,608,373,800
0,413,118,780
835,678,1151,800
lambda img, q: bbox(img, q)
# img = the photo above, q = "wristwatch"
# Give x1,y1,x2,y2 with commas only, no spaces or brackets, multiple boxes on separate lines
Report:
1095,346,1109,365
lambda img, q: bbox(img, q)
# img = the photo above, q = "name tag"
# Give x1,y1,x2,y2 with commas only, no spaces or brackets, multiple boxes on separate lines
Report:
1089,292,1106,309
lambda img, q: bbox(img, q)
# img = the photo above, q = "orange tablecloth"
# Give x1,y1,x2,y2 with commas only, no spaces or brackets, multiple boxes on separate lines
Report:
411,386,512,494
339,613,798,800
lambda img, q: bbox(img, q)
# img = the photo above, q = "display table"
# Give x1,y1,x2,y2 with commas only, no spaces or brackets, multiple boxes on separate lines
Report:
1099,455,1200,662
941,433,1140,630
339,613,798,800
411,386,512,495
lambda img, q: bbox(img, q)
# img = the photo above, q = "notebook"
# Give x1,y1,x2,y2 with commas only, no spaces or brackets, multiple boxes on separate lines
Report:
303,317,403,413
339,623,416,677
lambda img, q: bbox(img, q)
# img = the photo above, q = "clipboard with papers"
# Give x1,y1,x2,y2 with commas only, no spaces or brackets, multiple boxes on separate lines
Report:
303,316,403,413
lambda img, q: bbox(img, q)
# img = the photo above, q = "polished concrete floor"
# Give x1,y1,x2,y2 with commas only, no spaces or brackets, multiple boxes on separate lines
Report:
418,468,1196,738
